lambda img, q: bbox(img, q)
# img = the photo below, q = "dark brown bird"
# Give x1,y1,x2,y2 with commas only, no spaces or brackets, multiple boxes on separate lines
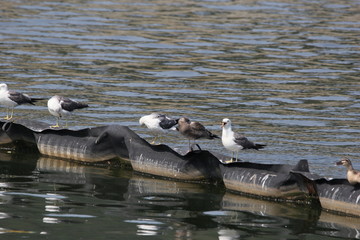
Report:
336,157,360,185
177,117,219,151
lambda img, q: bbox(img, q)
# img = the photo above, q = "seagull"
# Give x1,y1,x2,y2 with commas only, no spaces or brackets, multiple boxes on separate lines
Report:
336,157,360,185
221,118,266,162
139,113,179,144
177,117,220,151
47,95,89,128
0,83,44,120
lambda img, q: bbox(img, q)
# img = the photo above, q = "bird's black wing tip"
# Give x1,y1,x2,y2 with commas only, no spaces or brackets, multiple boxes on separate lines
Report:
213,134,220,139
255,144,266,150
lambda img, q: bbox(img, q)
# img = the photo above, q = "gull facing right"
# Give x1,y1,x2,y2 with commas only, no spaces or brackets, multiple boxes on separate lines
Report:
221,118,266,162
48,95,89,128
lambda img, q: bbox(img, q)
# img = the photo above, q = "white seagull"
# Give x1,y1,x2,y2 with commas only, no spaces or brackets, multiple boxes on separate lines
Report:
139,113,178,144
0,83,44,120
221,118,266,162
48,95,89,128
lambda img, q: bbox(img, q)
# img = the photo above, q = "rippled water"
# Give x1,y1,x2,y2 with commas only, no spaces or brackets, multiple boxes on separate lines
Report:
0,0,360,239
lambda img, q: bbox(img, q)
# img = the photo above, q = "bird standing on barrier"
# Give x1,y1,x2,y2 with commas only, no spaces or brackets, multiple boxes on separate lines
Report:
139,113,179,144
177,117,220,151
48,95,88,128
221,118,266,162
0,83,44,120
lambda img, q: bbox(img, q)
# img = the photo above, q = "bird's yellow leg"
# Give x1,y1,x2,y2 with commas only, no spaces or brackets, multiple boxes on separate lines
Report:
3,108,10,120
151,136,158,144
8,108,14,120
232,151,241,162
50,118,60,128
228,152,234,163
152,136,163,145
4,108,13,120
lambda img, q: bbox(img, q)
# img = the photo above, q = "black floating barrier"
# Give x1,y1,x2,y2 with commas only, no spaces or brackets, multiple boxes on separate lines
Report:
1,119,360,217
34,125,132,162
219,160,318,202
0,120,131,162
292,172,360,217
316,179,360,216
127,136,222,181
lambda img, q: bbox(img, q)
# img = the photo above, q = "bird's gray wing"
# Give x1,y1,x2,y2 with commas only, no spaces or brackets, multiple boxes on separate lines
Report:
158,114,178,129
9,91,34,105
233,132,256,149
190,122,219,139
190,121,207,132
60,97,88,112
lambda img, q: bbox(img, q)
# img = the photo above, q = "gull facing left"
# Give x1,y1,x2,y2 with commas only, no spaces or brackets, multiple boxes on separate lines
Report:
336,157,360,185
139,113,179,144
221,118,266,162
0,83,44,120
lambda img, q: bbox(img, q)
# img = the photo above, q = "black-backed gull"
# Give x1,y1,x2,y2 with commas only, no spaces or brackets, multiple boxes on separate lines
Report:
0,83,44,120
139,113,178,144
48,95,88,128
221,118,265,162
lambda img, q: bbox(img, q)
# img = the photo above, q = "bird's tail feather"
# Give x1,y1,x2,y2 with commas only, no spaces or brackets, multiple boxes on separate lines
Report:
75,103,89,109
30,97,46,104
254,144,266,150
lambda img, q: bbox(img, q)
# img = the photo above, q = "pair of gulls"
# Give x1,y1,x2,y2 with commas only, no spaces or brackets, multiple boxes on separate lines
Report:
139,113,266,161
0,83,88,127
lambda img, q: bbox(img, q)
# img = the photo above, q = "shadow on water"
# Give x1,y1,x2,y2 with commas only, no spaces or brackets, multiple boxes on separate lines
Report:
0,152,359,239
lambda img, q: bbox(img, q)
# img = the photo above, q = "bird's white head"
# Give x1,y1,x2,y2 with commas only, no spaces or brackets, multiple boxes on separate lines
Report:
139,115,147,126
221,118,232,129
0,83,8,92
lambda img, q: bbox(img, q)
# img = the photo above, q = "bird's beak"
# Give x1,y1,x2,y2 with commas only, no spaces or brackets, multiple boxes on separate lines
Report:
175,119,179,124
221,122,225,128
335,161,343,166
